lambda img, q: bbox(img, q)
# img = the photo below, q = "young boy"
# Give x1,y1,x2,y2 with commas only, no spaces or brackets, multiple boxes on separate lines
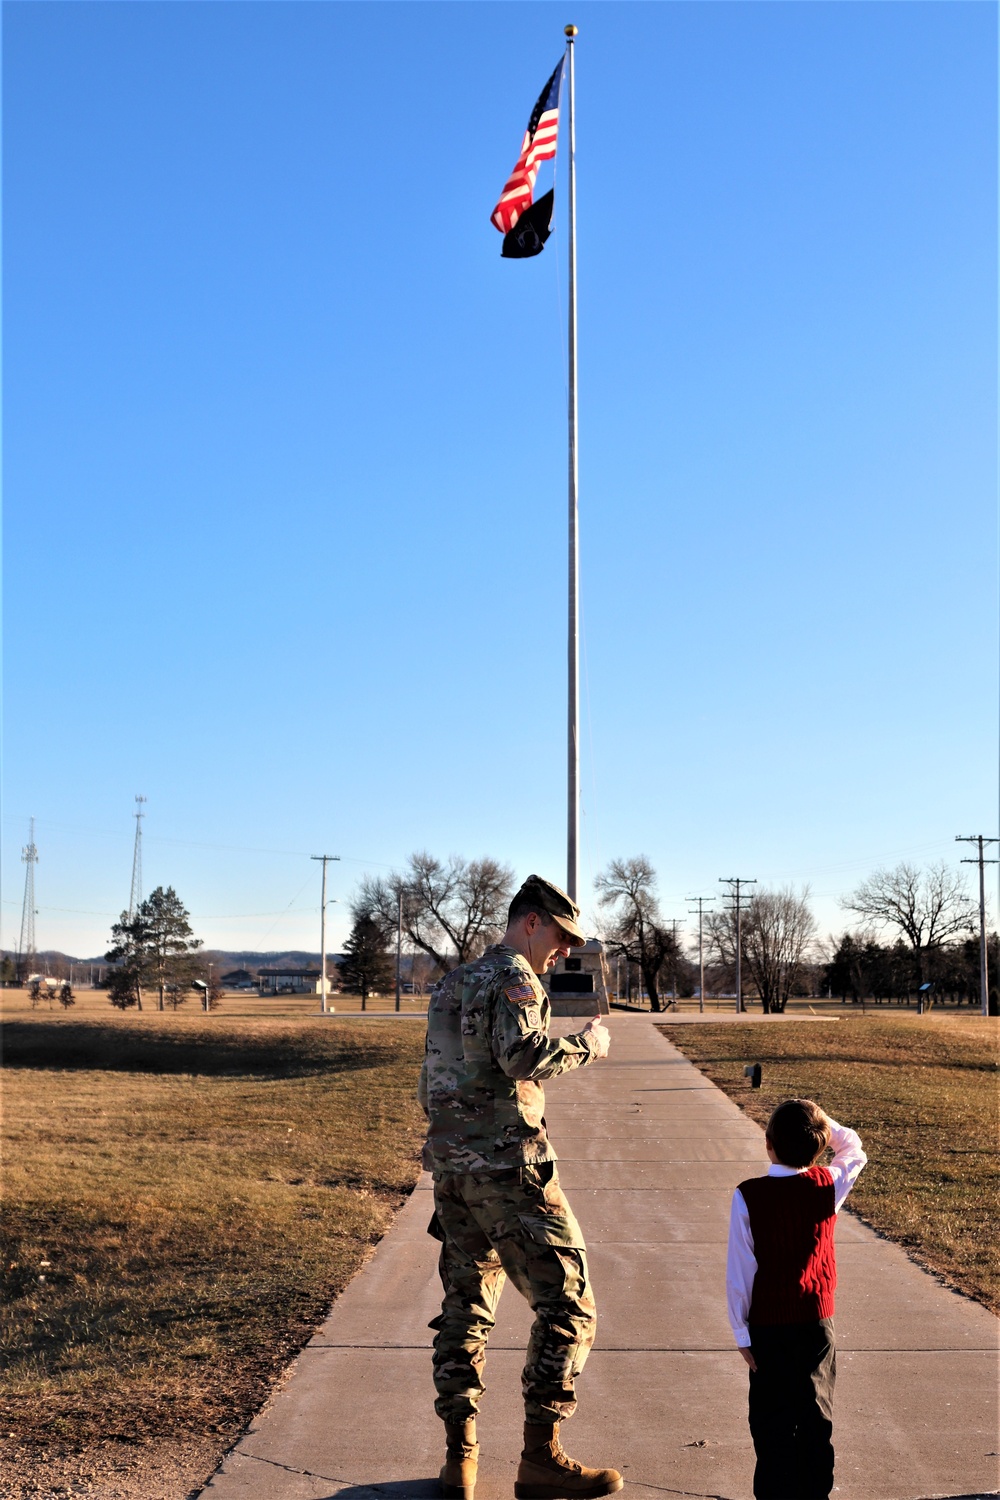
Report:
727,1099,867,1500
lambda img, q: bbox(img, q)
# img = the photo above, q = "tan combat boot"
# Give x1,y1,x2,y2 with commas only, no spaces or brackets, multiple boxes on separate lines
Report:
514,1421,623,1500
440,1418,479,1500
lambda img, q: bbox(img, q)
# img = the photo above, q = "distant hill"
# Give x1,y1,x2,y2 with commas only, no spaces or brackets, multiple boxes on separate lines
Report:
1,949,95,974
1,948,344,974
203,950,329,971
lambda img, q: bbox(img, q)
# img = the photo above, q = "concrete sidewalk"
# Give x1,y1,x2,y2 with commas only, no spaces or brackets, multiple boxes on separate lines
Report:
202,1014,999,1500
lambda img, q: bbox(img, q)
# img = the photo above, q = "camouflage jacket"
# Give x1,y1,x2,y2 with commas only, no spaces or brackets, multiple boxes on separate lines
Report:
417,944,598,1174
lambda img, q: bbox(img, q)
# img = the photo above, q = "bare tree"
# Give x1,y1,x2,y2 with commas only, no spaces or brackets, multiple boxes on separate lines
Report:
841,862,975,987
595,857,677,1012
707,888,816,1013
706,907,739,1002
743,887,816,1013
357,852,514,972
408,951,441,995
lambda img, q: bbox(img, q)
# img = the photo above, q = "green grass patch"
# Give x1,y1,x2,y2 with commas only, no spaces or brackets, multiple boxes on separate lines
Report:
1,1014,426,1451
658,1015,1000,1313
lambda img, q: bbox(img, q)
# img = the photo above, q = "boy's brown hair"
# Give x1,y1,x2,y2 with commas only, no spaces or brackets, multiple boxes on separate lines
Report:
765,1098,831,1168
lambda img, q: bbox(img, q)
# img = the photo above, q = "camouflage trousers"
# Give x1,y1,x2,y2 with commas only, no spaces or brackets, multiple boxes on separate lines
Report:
428,1162,597,1424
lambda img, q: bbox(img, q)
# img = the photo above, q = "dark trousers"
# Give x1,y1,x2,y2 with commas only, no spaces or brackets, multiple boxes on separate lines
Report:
747,1318,836,1500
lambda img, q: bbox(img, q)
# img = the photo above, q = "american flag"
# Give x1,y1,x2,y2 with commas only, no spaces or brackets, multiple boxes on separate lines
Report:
490,60,564,235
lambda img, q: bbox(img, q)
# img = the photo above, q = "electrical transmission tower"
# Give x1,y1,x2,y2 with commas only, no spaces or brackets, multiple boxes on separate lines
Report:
719,876,756,1014
129,796,147,919
18,818,38,982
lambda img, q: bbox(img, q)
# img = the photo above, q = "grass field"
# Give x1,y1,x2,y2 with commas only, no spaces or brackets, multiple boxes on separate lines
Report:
658,1014,1000,1312
2,983,432,1019
4,998,995,1496
1,1009,426,1494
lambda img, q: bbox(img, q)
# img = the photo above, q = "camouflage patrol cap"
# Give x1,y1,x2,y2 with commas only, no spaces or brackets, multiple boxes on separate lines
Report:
514,874,587,946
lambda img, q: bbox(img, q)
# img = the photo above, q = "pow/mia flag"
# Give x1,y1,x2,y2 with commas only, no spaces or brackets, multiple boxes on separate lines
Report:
490,59,563,257
501,189,554,259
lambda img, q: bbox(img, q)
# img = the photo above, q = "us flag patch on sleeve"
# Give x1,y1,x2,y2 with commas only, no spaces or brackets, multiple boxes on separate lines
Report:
504,983,536,1004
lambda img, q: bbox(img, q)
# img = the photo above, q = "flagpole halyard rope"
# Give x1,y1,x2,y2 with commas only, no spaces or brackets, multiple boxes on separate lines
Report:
565,24,580,903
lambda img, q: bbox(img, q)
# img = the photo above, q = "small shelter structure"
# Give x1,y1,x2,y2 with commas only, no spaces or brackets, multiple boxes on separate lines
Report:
257,967,322,995
221,969,256,990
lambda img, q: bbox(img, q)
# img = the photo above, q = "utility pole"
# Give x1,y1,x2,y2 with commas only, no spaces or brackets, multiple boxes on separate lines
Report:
719,877,756,1014
129,796,146,920
18,818,38,984
687,896,716,1014
956,836,998,1016
311,855,340,1015
395,888,403,1013
666,919,683,1008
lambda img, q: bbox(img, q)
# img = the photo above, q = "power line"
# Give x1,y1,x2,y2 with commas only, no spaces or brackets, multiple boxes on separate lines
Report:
0,815,397,867
1,901,324,919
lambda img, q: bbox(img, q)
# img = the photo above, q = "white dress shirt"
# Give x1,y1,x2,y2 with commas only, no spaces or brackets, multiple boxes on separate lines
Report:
726,1120,867,1347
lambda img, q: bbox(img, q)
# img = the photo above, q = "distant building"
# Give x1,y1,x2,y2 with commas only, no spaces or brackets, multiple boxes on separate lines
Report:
220,969,256,990
257,967,322,995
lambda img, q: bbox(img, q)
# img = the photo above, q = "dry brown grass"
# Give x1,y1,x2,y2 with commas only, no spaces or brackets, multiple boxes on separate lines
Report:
1,984,430,1020
658,1014,1000,1313
1,1012,426,1486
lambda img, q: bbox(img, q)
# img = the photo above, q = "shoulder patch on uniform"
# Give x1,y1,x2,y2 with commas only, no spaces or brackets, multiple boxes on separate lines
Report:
504,983,536,1005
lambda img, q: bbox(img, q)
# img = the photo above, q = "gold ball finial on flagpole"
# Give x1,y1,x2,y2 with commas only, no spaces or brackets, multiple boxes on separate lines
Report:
564,24,578,37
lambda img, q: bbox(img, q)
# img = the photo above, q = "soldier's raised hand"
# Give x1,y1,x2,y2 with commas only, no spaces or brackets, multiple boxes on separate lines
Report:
582,1015,611,1058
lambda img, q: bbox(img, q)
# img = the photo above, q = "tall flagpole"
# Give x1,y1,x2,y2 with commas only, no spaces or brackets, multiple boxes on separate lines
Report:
565,23,579,902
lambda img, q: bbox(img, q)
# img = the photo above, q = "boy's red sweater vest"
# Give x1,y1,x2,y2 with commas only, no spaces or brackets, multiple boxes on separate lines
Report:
738,1166,837,1326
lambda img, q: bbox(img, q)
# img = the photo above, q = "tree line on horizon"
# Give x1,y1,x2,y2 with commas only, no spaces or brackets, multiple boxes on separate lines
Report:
12,851,992,1015
339,850,998,1014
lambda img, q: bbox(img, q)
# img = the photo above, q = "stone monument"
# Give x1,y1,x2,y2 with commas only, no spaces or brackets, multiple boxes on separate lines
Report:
541,938,611,1016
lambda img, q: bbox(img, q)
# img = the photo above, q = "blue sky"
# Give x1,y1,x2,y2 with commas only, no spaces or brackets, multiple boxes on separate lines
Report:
3,1,996,960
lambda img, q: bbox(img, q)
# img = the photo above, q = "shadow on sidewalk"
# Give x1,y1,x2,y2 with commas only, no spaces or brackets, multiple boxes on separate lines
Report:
314,1484,440,1500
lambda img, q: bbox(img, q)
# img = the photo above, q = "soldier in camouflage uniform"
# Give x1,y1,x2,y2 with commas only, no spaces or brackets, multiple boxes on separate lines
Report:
419,875,623,1500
